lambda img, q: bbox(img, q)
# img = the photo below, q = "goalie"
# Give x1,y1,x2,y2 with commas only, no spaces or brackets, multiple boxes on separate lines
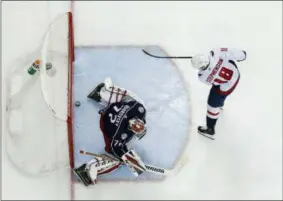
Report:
74,77,148,186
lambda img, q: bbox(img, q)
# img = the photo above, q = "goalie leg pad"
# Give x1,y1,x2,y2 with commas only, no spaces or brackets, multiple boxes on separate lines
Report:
87,77,145,107
87,77,127,106
101,77,145,106
122,149,146,177
86,157,122,176
74,155,122,186
101,86,128,106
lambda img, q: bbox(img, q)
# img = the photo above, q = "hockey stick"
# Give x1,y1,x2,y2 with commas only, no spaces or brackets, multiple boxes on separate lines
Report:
79,150,176,176
142,49,192,59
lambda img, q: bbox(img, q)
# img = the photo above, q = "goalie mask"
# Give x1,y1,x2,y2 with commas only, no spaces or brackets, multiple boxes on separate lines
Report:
128,118,147,140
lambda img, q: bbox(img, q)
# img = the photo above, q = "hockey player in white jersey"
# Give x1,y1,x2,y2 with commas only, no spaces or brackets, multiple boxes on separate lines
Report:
191,48,247,139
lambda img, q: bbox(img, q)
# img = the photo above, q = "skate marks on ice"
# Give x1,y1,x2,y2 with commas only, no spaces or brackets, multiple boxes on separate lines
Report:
73,46,191,181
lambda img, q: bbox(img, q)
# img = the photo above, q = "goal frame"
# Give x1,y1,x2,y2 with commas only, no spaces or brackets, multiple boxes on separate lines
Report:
67,11,75,170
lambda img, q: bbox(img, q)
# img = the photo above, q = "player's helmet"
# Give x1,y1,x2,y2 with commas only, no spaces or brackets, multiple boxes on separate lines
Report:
128,117,147,140
191,54,210,70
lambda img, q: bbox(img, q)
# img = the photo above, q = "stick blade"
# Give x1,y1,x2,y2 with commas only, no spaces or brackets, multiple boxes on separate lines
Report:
142,49,159,58
142,49,192,59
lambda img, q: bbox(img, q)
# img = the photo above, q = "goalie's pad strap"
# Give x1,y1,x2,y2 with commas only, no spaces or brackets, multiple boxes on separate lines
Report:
107,87,115,106
106,86,128,105
116,88,120,102
98,162,121,175
87,155,122,177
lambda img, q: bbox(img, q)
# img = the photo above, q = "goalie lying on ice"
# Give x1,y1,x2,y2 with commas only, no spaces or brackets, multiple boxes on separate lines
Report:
74,77,148,186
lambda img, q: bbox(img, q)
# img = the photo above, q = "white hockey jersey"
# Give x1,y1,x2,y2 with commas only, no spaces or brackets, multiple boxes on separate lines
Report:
198,48,246,95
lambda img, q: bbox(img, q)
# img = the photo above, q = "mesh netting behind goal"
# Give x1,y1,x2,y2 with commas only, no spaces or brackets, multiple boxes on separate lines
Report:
5,12,74,175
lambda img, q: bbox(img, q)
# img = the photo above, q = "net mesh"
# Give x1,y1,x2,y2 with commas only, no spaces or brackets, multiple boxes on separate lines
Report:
5,12,74,176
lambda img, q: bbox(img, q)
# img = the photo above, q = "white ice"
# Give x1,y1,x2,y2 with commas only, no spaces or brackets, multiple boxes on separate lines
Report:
2,1,282,200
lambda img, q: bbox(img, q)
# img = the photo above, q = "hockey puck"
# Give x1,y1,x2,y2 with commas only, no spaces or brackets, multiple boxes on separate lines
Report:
75,101,81,107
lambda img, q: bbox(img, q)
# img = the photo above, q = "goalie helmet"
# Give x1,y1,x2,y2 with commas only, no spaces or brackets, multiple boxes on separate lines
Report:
191,54,210,70
128,117,146,140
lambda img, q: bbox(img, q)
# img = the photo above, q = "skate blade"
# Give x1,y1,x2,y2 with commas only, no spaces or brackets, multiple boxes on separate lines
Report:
198,131,215,140
73,169,90,187
87,84,104,102
87,89,96,98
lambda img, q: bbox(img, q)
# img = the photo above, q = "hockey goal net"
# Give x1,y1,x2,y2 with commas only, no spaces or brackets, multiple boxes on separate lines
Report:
5,12,74,175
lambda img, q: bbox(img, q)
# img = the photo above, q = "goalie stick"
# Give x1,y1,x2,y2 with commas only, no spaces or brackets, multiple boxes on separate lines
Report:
79,150,184,176
142,49,192,59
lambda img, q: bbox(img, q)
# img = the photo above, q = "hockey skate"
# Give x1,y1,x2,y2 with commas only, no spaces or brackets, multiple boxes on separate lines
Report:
87,77,113,102
197,126,215,140
87,83,105,102
73,164,94,186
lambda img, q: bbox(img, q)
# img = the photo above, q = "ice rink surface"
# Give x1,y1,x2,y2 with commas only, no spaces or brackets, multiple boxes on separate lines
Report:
2,1,282,200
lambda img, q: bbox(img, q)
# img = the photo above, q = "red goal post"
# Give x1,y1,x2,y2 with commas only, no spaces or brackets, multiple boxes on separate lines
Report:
67,11,75,169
